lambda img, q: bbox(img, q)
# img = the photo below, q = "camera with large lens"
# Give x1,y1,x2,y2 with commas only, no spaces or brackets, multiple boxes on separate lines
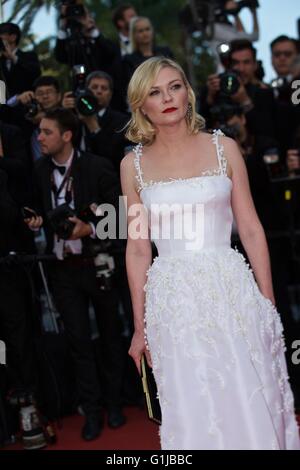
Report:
218,70,241,96
263,147,284,180
61,0,86,33
47,203,76,240
24,98,40,120
179,1,259,35
210,102,243,139
72,64,98,116
222,0,259,16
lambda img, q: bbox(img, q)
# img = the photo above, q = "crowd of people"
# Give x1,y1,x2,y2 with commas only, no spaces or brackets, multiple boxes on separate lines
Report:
0,0,299,448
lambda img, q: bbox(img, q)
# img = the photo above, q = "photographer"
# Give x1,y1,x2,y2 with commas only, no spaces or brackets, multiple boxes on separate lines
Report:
112,3,137,56
4,76,62,164
209,102,300,404
24,108,126,439
63,70,130,175
184,1,259,72
201,39,277,149
54,2,118,77
0,22,41,98
270,36,300,158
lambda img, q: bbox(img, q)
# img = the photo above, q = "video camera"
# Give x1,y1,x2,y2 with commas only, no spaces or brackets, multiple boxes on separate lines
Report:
72,64,97,116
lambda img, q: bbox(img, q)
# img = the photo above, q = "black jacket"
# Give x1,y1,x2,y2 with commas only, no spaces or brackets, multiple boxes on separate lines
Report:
0,121,31,206
54,34,119,76
32,150,121,254
84,108,130,175
0,49,41,97
0,169,22,256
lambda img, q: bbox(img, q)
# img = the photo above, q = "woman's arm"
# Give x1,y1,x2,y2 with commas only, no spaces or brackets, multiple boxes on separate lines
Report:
224,137,275,305
120,153,153,373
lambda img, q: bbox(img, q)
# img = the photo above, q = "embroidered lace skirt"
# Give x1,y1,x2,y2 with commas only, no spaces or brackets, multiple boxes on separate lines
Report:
144,248,300,450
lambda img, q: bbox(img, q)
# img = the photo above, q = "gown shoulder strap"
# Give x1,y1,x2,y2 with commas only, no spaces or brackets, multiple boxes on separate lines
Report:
132,143,144,193
212,129,227,176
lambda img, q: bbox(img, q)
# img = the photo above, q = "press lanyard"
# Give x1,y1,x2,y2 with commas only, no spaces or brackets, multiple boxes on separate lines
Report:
51,165,73,207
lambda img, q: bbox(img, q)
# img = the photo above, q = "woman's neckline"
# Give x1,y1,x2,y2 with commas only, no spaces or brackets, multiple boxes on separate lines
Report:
139,173,232,195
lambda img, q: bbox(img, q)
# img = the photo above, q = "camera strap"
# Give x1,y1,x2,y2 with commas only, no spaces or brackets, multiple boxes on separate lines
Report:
50,166,74,207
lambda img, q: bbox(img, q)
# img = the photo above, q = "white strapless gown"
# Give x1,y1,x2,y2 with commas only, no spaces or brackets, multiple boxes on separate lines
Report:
133,131,300,450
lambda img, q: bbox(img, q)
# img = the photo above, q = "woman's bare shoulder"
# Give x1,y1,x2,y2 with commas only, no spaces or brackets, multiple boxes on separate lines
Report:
120,150,137,175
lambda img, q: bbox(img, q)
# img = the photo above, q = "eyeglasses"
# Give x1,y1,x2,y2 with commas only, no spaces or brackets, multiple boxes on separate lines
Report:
272,50,294,58
35,90,57,98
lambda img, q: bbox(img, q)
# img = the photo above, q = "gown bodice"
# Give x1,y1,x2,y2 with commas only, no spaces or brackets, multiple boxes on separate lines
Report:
133,130,233,256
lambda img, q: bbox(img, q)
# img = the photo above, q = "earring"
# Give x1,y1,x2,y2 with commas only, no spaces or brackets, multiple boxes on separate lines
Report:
186,103,193,121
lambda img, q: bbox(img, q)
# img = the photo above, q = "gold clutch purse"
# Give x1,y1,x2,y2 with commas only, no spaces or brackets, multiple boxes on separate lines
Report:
141,354,162,425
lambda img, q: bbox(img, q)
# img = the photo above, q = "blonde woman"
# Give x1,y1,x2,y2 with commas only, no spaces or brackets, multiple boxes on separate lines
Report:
120,57,300,450
122,17,173,88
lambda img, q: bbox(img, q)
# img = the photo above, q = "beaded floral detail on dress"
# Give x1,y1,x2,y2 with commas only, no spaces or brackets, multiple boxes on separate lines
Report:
133,129,228,193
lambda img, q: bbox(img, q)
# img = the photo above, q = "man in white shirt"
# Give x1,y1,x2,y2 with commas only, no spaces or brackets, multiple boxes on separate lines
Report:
112,3,137,56
25,108,126,440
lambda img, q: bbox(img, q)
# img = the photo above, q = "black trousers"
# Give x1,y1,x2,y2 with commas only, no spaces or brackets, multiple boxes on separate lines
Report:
0,265,37,392
48,257,124,414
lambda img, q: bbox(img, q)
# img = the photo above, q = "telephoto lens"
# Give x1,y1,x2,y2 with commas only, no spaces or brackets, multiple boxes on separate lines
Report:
72,65,98,116
219,71,240,96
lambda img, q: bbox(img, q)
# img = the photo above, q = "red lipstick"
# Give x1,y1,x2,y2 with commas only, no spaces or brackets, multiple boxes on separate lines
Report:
162,107,177,113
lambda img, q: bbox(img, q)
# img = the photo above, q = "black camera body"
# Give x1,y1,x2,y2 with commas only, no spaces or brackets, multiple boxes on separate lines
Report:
47,202,98,240
61,0,85,18
61,0,85,34
24,98,40,120
216,0,259,16
72,65,98,116
179,0,259,35
47,203,76,240
210,102,244,139
219,70,240,97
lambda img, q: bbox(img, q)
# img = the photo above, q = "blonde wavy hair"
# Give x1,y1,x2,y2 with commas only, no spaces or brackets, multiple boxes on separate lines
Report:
126,57,205,145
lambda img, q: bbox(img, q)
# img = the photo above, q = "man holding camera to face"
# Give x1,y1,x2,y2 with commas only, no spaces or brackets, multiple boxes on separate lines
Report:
24,108,126,440
202,39,277,147
63,68,129,175
0,22,41,98
4,76,62,164
54,1,118,76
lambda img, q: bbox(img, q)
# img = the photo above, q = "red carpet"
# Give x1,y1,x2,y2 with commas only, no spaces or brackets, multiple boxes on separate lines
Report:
2,407,160,450
3,411,299,451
